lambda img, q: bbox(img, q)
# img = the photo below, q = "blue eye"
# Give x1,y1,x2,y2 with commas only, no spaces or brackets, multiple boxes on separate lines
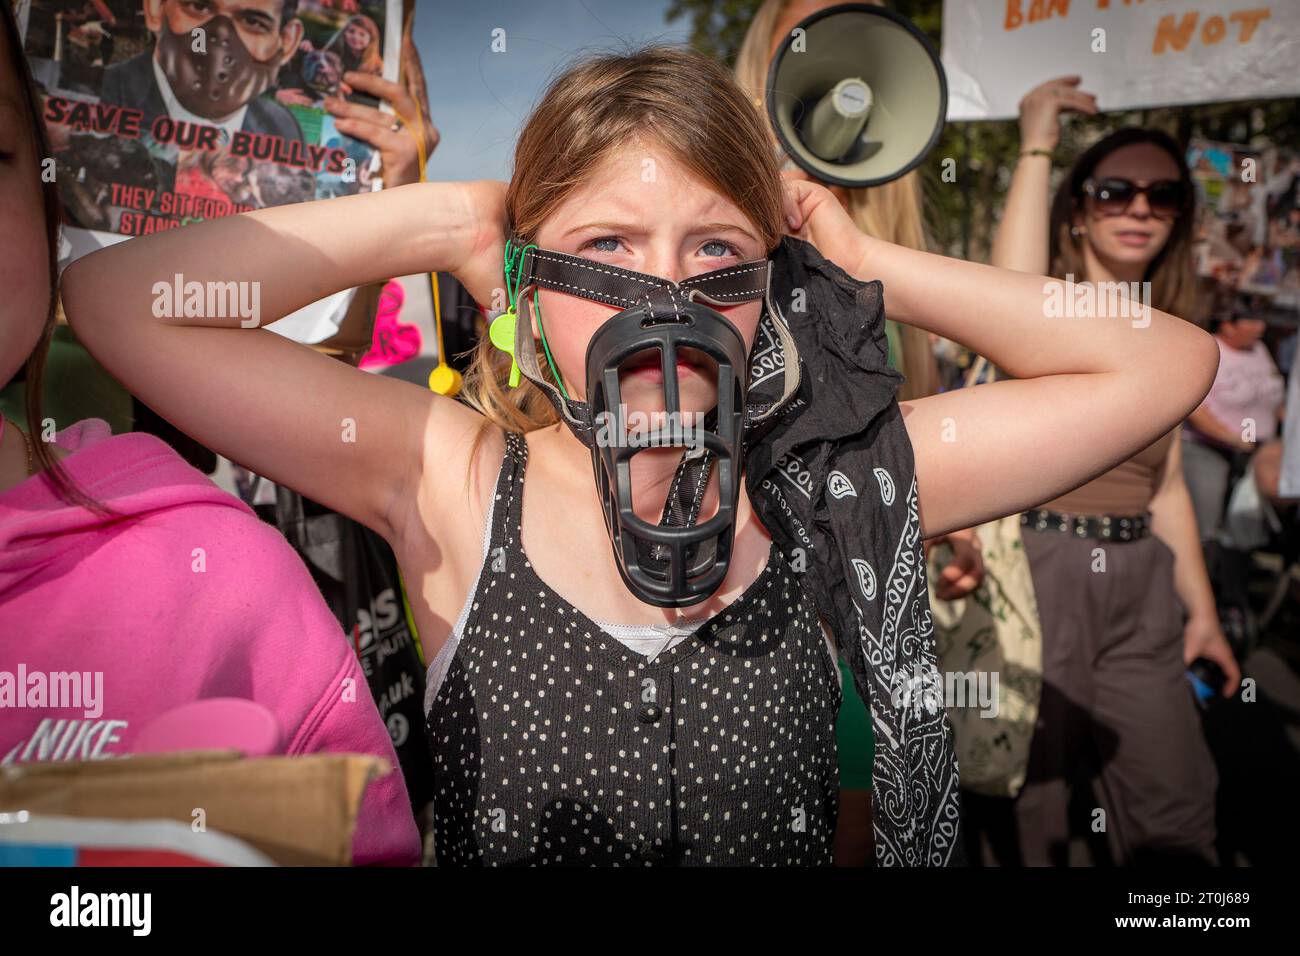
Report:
701,240,737,258
587,236,621,253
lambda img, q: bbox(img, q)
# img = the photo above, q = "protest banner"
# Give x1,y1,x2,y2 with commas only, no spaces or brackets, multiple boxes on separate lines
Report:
943,1,1300,121
17,0,402,340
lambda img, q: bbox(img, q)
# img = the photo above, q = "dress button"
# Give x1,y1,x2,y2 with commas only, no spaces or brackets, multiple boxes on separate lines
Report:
637,703,663,724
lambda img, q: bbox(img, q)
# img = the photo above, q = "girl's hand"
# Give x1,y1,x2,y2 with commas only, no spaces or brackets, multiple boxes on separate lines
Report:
449,180,509,309
1183,614,1242,697
928,527,986,601
781,171,869,276
1017,76,1097,152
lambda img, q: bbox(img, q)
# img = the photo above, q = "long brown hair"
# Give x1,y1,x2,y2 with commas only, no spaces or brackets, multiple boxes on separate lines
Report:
733,0,940,400
2,1,96,508
462,45,786,435
1049,127,1198,318
339,14,383,75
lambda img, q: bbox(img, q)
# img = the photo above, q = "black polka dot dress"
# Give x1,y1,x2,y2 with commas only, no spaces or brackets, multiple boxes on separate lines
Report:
426,433,841,866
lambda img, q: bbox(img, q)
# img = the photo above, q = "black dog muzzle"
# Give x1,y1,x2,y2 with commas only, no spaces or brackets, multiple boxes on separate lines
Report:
506,243,801,607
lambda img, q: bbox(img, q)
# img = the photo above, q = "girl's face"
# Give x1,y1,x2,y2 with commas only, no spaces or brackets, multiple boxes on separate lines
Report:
344,22,371,52
530,141,768,421
1079,143,1182,271
0,28,50,391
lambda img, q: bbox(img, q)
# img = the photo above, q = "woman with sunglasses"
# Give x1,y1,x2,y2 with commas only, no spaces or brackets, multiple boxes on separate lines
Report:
969,76,1240,866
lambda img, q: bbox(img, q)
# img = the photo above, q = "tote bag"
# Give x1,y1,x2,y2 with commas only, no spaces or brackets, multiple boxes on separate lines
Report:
927,355,1045,798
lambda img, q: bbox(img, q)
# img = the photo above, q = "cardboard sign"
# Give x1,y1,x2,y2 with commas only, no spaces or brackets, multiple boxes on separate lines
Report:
943,1,1300,121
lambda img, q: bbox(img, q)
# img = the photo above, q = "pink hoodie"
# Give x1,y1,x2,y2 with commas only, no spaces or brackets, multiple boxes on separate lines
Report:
0,420,420,866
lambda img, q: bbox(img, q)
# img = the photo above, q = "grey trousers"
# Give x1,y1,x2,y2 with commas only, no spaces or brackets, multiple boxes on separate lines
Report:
964,526,1218,865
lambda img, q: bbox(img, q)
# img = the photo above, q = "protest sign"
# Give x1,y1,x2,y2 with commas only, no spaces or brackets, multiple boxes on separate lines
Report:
17,0,401,340
943,1,1300,121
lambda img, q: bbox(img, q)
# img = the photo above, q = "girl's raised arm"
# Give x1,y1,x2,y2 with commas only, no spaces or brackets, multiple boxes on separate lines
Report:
854,232,1219,538
989,76,1097,274
783,175,1217,538
61,180,507,540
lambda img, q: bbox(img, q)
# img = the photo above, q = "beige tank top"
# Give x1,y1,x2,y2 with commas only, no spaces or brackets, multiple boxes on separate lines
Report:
1040,429,1177,517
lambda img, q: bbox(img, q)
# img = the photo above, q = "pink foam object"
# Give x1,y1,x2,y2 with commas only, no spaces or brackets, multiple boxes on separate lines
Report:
130,698,284,757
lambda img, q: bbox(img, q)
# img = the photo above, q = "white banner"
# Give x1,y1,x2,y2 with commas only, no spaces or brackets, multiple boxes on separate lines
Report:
943,0,1300,121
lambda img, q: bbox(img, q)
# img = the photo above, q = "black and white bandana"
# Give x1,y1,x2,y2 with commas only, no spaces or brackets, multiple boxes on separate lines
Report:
745,236,963,866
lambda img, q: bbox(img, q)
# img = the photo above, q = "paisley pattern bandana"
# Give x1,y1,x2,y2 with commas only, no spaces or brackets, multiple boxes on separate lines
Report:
745,236,963,866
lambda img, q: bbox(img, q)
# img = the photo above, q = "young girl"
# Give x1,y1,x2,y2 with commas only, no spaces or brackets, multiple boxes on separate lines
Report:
0,4,418,866
977,76,1238,865
64,46,1219,866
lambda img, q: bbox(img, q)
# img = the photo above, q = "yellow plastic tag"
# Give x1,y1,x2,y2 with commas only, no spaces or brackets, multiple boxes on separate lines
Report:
489,309,521,388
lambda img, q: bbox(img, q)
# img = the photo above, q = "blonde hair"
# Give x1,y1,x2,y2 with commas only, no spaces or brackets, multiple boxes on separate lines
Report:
734,0,940,400
462,45,787,435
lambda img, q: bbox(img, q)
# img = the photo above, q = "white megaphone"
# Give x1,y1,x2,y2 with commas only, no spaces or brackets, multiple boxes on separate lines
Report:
767,3,947,188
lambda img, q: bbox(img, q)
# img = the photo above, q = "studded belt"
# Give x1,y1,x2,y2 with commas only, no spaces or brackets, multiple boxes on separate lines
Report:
1020,508,1151,542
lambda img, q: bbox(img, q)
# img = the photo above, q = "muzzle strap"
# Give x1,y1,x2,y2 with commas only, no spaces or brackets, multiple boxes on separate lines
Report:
516,245,772,310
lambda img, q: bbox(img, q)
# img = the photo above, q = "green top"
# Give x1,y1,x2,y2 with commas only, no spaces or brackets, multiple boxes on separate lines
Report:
0,325,134,434
884,318,903,373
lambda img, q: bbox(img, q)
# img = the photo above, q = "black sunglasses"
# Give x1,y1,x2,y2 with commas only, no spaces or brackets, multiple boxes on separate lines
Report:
1082,177,1188,220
